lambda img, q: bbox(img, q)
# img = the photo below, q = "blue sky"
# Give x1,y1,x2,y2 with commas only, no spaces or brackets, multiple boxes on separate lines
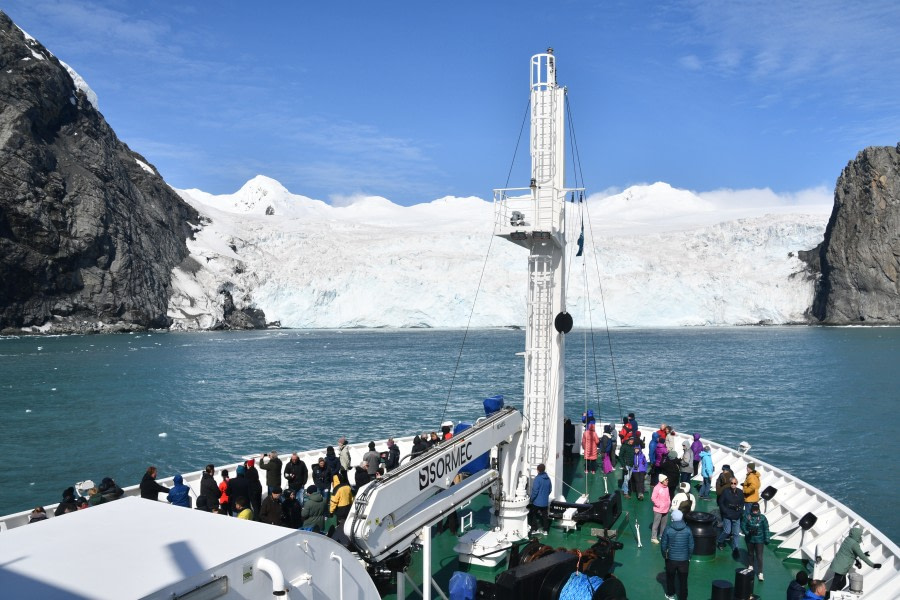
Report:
5,0,899,205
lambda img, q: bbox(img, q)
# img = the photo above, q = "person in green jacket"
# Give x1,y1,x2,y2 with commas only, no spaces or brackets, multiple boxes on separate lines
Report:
741,502,770,581
829,526,882,591
301,485,326,531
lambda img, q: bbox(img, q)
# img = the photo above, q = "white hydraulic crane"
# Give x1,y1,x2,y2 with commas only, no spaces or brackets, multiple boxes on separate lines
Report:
344,406,525,565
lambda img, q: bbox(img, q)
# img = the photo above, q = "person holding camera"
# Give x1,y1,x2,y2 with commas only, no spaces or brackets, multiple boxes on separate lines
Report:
741,502,770,581
717,476,744,558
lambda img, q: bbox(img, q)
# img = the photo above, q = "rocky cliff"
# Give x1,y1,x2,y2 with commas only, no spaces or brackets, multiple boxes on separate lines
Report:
804,144,900,324
0,12,200,334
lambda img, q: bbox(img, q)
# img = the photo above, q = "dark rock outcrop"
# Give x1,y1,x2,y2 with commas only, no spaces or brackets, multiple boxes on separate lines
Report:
806,144,900,324
0,12,199,334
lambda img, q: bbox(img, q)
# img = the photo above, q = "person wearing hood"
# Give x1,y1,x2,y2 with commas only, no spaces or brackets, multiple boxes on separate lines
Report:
218,469,231,516
582,422,599,474
660,509,694,600
167,474,191,508
698,446,714,500
787,571,809,600
410,435,427,459
661,451,681,498
648,432,660,485
98,477,124,502
828,526,882,591
54,487,79,516
282,489,303,528
741,502,771,581
139,466,170,501
632,443,648,500
200,465,220,511
650,474,672,543
690,433,703,476
324,446,341,479
245,458,262,519
679,441,693,484
671,481,695,514
329,471,353,525
618,436,636,498
301,484,326,530
226,465,251,515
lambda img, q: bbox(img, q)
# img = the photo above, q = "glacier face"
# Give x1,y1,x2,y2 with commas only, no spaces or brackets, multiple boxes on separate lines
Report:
168,176,831,329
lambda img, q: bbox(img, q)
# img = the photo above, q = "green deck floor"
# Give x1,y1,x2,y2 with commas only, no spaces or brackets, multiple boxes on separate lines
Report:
363,457,807,598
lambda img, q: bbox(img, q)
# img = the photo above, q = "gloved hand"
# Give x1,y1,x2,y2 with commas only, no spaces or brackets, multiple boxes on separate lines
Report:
855,559,862,569
864,551,870,556
874,563,882,569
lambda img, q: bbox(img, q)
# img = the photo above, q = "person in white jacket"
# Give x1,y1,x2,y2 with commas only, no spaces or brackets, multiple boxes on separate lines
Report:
670,481,695,514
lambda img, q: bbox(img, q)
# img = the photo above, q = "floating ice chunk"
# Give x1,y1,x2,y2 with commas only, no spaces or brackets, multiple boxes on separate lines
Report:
51,387,56,391
159,432,168,438
25,409,31,413
37,346,43,351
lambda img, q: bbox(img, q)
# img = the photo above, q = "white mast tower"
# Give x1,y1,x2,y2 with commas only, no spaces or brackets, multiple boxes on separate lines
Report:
458,49,580,565
495,48,580,514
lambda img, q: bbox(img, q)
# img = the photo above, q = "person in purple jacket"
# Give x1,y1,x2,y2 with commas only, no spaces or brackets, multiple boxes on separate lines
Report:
691,433,704,476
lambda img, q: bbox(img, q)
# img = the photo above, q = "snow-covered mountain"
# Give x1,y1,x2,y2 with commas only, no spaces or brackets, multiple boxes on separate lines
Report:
169,176,832,329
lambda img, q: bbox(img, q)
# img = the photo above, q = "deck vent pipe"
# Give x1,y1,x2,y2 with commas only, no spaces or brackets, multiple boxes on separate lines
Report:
256,557,287,596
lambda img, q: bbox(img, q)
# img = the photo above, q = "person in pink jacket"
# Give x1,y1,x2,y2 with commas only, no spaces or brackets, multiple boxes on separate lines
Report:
651,473,672,543
582,422,599,474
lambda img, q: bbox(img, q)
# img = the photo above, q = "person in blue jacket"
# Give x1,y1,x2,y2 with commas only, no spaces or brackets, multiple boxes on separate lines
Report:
529,463,552,535
167,474,191,508
661,509,694,600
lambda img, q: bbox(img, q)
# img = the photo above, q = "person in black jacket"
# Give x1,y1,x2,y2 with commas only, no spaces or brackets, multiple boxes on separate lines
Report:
245,459,263,519
385,438,401,471
226,465,252,515
717,476,745,559
786,571,808,600
199,464,220,510
139,466,170,500
259,487,283,525
281,489,303,528
283,453,308,498
54,487,78,516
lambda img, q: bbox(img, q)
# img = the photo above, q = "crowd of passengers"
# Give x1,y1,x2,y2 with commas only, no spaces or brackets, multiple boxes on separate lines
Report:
29,415,882,598
571,411,883,599
35,423,457,532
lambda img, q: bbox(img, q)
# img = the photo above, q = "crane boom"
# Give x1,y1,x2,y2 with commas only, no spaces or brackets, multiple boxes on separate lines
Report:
344,406,524,563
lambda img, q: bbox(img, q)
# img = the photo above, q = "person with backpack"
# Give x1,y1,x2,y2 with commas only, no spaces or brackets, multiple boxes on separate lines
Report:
741,502,771,581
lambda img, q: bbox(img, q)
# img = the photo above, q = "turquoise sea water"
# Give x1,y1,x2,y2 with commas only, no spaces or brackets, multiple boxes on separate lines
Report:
1,327,897,542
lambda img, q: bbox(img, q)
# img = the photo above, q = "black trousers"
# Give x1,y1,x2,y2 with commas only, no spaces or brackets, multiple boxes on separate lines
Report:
529,505,549,531
665,559,689,600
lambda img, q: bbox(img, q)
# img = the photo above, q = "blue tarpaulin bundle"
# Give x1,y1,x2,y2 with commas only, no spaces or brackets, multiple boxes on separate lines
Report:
449,571,477,600
483,394,504,415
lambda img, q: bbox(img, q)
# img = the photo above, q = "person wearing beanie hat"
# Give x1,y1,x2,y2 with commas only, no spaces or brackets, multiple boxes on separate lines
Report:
741,500,771,581
699,445,715,500
716,464,735,496
786,571,809,600
661,503,694,600
650,473,672,543
244,459,262,519
742,463,761,515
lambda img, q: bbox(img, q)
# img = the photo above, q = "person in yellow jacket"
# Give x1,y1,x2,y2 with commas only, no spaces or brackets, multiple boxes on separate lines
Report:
741,462,760,515
329,471,353,525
